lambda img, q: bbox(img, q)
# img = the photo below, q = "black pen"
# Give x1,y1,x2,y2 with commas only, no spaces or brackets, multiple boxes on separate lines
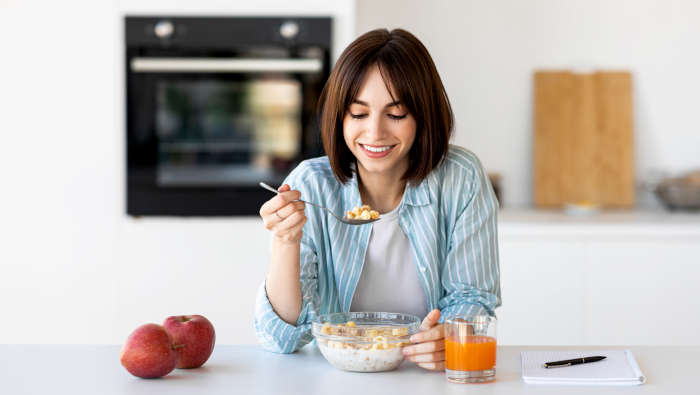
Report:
543,356,606,368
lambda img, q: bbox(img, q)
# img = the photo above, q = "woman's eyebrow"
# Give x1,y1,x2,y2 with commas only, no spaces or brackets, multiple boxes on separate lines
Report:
351,99,402,108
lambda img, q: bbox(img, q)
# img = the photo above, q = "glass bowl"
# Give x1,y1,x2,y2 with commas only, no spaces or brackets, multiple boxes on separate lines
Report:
311,312,421,372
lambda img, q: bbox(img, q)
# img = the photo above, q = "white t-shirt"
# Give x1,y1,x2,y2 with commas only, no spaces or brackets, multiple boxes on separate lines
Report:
349,204,429,319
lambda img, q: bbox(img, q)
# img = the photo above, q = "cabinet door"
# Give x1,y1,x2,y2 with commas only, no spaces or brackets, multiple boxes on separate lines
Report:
498,239,587,345
586,239,700,345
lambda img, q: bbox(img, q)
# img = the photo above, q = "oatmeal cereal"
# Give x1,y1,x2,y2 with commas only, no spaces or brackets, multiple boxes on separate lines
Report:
317,340,405,372
312,312,420,373
344,205,380,221
314,321,411,372
321,322,332,335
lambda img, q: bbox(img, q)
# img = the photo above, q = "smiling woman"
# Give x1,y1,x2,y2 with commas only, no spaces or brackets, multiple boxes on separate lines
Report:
255,28,501,373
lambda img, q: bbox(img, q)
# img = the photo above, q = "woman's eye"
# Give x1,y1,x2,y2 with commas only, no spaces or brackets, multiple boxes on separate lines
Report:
388,114,407,121
350,113,367,119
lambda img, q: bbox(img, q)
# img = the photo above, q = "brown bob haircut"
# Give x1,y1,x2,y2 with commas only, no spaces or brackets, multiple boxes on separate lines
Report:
317,28,454,185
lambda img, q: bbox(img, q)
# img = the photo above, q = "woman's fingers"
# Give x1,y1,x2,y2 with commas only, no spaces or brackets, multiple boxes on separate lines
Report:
402,339,445,356
258,184,306,243
263,200,305,227
276,200,306,219
259,186,304,230
410,324,444,343
403,312,447,372
275,210,307,231
267,202,305,232
270,191,301,214
420,309,441,331
259,189,301,216
406,350,445,364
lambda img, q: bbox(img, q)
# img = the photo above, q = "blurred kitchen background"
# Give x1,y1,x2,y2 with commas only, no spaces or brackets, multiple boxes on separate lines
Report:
1,0,698,346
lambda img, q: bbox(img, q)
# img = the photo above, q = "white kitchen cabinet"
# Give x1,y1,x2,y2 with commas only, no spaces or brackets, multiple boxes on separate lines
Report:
496,209,700,346
498,240,587,345
585,239,700,346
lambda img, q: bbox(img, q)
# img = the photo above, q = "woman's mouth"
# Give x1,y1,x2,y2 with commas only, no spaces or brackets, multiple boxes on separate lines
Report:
360,144,396,158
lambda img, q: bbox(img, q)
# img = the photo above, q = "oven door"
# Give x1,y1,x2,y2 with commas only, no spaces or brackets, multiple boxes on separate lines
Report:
127,57,326,216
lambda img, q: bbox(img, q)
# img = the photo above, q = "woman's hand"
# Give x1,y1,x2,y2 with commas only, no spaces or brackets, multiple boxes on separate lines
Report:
259,184,307,244
402,309,445,371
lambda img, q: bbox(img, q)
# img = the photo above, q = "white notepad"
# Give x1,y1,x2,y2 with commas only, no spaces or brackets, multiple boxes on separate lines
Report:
521,350,646,386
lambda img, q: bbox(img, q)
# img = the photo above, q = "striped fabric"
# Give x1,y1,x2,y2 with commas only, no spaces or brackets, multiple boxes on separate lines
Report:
254,145,501,353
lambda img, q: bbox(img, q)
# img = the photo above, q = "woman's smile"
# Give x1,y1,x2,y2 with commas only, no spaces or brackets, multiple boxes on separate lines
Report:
360,143,397,158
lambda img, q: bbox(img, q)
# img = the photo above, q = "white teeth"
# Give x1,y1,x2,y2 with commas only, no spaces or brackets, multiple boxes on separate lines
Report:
362,144,392,153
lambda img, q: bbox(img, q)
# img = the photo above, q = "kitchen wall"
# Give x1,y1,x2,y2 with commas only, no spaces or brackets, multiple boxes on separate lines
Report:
2,0,698,346
0,0,355,345
357,0,700,208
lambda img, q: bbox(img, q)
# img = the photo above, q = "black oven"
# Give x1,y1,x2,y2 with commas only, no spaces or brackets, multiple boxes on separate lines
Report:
126,17,331,216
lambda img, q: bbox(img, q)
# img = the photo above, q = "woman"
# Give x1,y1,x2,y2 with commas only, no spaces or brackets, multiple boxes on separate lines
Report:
255,28,501,371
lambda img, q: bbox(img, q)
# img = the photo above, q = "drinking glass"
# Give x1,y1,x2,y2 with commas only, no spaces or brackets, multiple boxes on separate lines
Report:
444,315,497,383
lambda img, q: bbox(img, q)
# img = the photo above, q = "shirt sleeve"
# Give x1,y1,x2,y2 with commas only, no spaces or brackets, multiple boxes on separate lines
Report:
438,159,502,322
253,162,322,353
253,237,319,353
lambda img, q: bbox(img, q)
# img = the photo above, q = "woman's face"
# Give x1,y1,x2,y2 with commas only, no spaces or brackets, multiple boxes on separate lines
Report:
343,64,416,179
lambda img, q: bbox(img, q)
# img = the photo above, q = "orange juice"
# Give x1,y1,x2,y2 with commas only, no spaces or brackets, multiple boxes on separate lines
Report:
445,335,497,371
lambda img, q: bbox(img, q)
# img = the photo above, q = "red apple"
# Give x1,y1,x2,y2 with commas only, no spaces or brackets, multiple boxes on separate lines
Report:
119,323,182,378
163,315,216,369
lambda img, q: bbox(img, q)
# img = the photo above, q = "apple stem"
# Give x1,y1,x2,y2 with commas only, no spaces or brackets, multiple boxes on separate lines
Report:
173,344,186,350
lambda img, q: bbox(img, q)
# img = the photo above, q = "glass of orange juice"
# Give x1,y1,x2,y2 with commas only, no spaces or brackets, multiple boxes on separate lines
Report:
444,315,497,383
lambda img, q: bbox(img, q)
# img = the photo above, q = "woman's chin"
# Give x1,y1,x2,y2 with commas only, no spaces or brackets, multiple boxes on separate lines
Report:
357,161,399,176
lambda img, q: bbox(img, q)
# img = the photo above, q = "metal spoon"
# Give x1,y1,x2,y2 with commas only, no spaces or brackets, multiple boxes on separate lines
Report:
259,182,379,225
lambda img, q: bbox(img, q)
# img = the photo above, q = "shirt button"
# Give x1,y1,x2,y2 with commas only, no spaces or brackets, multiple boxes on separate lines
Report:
420,266,427,272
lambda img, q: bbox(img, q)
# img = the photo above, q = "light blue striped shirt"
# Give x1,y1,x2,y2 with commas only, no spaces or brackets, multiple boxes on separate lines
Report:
254,145,501,353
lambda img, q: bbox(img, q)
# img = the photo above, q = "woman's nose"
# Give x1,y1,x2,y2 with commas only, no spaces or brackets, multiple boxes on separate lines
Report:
364,115,386,139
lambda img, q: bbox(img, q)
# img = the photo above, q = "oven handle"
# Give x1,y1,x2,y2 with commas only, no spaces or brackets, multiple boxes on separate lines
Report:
130,57,323,73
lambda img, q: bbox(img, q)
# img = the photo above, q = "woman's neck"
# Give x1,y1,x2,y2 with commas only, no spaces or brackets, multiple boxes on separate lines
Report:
356,164,407,214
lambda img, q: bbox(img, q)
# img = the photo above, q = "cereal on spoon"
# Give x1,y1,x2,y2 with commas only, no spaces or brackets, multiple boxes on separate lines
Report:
344,205,380,221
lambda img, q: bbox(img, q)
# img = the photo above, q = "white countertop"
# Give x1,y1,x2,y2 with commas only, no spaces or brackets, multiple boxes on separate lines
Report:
2,344,697,394
498,208,700,237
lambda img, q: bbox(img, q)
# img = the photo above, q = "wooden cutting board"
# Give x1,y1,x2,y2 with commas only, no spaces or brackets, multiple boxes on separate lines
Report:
533,71,635,208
